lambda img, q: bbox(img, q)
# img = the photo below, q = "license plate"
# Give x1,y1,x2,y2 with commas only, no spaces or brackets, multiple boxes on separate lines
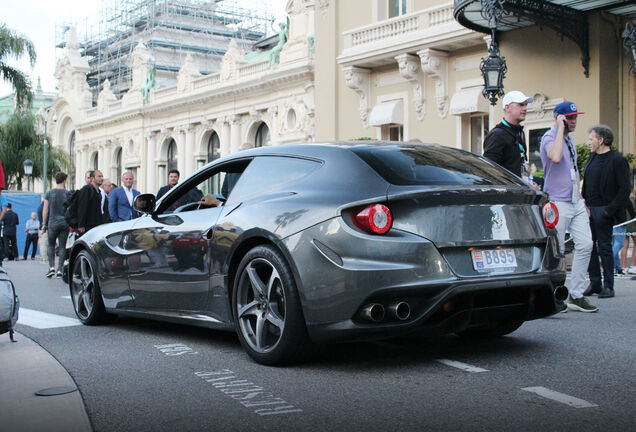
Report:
471,248,517,270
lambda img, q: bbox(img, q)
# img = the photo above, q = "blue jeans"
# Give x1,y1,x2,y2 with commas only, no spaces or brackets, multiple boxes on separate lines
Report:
588,206,614,291
612,225,626,270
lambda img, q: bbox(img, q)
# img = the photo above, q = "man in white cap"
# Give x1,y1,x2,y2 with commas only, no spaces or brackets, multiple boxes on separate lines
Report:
483,90,533,183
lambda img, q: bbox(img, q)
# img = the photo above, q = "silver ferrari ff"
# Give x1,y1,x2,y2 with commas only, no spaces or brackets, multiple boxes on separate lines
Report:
68,142,566,365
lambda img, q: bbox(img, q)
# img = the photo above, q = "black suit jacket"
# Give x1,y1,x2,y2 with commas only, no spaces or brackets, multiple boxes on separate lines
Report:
77,184,103,229
156,184,173,200
582,150,631,223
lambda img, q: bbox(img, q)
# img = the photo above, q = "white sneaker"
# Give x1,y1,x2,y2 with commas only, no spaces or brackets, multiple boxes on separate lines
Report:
627,266,636,275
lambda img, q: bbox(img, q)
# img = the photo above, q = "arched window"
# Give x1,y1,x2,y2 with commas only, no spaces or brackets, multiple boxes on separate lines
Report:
68,131,76,187
167,139,178,172
92,152,98,170
116,148,122,182
207,132,220,163
255,123,270,148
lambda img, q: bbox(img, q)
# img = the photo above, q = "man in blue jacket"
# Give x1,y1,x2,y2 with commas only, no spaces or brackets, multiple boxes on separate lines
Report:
109,171,141,222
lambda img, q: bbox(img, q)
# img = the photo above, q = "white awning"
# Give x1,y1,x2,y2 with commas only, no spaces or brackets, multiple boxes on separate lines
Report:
369,100,403,126
449,87,489,115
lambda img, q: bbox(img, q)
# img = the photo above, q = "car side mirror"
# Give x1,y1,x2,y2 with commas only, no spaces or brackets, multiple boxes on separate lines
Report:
134,193,156,214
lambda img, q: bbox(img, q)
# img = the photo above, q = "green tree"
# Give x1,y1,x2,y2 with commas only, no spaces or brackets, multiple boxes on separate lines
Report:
0,23,36,109
0,111,69,189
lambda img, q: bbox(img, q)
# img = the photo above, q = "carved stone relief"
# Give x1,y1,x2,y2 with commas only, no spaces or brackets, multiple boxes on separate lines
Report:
343,66,371,127
395,53,426,121
418,48,449,118
177,54,202,93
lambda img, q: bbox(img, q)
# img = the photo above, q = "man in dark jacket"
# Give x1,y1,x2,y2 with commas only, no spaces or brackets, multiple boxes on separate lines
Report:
483,90,533,184
77,169,104,234
156,169,180,200
582,125,631,298
2,203,19,260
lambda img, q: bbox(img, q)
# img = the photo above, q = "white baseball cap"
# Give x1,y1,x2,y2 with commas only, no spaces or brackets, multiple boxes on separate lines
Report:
502,90,533,109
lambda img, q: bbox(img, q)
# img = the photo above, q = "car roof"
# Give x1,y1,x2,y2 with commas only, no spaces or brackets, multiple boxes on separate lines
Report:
221,141,446,161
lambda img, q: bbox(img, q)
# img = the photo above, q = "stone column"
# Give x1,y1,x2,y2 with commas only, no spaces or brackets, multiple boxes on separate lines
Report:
221,118,231,157
230,115,241,154
176,128,186,178
185,125,195,177
146,133,156,193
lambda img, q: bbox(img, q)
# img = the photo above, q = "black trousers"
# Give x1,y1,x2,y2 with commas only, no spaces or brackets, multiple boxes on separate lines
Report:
23,233,39,259
588,206,614,291
3,234,18,260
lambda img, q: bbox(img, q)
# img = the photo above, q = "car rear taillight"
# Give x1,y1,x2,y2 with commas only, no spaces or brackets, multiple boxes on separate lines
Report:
542,202,559,229
352,204,392,234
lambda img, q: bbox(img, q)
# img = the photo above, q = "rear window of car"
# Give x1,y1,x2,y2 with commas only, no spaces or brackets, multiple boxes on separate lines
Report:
230,156,322,200
350,145,524,186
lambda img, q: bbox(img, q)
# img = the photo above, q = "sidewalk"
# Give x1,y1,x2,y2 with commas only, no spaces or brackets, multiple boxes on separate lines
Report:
0,331,92,432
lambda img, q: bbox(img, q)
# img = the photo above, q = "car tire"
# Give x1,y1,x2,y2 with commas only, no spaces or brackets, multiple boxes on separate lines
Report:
70,250,114,325
455,321,523,339
232,245,307,365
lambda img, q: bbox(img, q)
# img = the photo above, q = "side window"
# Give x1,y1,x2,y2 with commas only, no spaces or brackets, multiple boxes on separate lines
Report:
229,157,321,201
158,160,252,214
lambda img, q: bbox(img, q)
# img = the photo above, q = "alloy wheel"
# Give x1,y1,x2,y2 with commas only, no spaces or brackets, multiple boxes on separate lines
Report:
71,255,95,320
236,257,287,353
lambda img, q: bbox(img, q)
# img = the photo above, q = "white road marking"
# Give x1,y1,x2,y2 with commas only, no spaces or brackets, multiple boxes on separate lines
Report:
62,295,71,299
18,308,81,329
522,386,598,408
154,343,198,356
436,359,489,373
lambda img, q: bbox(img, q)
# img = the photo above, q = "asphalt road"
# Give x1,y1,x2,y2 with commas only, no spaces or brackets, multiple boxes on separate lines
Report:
7,258,636,432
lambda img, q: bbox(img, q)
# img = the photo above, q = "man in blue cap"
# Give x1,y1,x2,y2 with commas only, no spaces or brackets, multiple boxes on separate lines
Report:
541,101,597,312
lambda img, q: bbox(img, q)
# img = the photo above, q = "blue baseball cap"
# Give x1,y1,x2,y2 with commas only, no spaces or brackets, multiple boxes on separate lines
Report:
554,101,584,117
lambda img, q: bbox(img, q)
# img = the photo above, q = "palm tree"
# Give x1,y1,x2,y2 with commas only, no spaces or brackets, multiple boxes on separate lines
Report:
0,23,36,109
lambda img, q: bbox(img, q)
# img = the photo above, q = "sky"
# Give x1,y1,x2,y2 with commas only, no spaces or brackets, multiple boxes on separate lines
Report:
0,0,287,97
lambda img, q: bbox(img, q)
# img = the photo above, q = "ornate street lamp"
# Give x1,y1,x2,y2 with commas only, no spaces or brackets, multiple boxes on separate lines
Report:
623,20,636,76
23,159,33,192
480,0,508,105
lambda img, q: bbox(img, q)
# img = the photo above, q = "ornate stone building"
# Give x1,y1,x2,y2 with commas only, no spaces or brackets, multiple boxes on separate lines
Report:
46,0,635,193
48,1,316,192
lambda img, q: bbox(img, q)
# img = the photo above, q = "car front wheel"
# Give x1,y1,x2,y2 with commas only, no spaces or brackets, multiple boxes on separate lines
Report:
232,245,306,365
70,250,113,325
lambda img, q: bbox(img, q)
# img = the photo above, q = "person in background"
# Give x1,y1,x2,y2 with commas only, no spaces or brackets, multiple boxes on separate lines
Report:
109,171,140,222
0,159,6,265
100,178,113,223
77,169,104,234
613,196,634,275
623,190,636,274
156,169,180,200
23,212,39,260
42,172,70,278
582,125,631,298
483,90,534,185
84,170,93,185
540,101,597,312
2,203,19,261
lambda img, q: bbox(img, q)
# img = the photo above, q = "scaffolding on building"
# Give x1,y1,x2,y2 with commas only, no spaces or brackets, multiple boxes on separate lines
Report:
56,0,274,102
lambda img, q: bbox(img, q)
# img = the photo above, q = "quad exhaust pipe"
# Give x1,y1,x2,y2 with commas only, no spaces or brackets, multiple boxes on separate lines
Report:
360,303,385,323
388,301,411,321
360,301,411,323
554,285,568,302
